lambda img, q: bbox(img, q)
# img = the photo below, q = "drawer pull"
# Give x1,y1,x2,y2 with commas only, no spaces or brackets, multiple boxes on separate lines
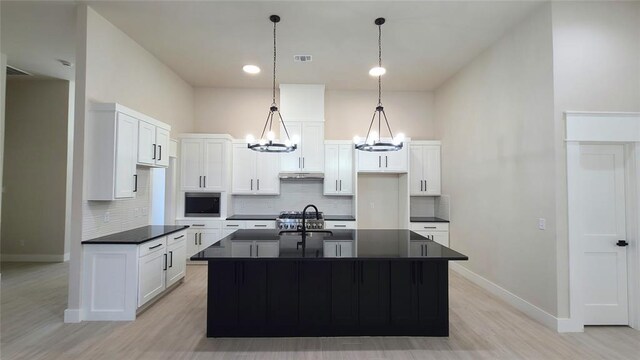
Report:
173,235,185,240
192,224,205,227
254,225,267,228
149,243,163,250
423,226,437,229
334,225,347,228
226,224,239,227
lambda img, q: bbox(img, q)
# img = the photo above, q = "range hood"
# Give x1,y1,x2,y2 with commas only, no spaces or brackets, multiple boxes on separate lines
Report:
279,172,324,180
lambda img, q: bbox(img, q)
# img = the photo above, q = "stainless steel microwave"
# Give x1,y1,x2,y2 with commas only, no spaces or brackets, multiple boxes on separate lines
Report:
184,193,221,218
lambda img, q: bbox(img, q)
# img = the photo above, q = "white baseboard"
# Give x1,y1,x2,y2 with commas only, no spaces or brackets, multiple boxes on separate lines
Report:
64,308,81,323
450,262,560,331
1,253,68,262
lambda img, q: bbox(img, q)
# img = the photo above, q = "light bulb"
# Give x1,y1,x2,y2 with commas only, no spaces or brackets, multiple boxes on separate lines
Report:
369,66,386,77
267,131,275,141
243,65,261,74
353,135,361,144
284,139,292,147
246,134,255,143
367,136,375,146
370,131,379,142
393,133,405,145
259,138,267,146
291,134,300,145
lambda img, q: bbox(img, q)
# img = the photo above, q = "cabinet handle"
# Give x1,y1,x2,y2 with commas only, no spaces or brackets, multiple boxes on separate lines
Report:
250,244,253,257
254,224,267,228
163,253,167,271
303,157,305,168
386,156,388,168
251,179,253,190
378,156,381,168
339,244,342,257
192,224,205,227
152,144,156,160
299,157,301,169
423,226,436,229
174,234,185,240
199,176,202,188
421,244,424,256
226,224,239,227
149,243,163,250
334,224,347,228
256,244,259,257
424,180,427,191
336,180,338,191
158,145,162,161
195,236,198,246
257,179,260,191
169,251,173,268
133,174,138,192
203,176,206,188
335,244,338,256
420,180,423,192
340,180,342,191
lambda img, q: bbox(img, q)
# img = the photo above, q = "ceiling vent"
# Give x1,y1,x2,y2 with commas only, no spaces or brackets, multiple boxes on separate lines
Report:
294,55,312,63
6,65,31,76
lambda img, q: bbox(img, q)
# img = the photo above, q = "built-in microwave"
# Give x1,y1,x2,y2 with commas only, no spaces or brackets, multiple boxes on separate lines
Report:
184,193,221,218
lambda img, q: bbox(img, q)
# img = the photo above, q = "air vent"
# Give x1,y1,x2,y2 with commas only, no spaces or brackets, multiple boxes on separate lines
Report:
294,55,312,62
6,66,31,76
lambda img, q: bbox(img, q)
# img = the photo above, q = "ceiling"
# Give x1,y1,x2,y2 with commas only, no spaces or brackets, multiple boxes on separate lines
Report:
1,1,543,91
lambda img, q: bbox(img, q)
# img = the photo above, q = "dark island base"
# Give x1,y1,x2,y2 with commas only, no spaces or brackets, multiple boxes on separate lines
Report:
207,260,449,337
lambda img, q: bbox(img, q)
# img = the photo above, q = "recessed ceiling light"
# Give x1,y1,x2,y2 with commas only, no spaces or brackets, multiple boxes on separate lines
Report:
243,65,261,74
369,66,386,77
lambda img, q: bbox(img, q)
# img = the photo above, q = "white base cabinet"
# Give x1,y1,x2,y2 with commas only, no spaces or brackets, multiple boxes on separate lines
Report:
230,240,280,258
325,221,357,230
410,222,449,247
176,220,223,259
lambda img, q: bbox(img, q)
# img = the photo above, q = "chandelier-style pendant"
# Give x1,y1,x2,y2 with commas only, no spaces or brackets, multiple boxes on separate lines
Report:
354,17,404,152
246,15,298,153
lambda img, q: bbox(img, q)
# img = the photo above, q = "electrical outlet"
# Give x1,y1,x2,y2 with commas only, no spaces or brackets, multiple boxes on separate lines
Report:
103,212,110,223
134,208,140,217
538,218,546,230
142,207,148,216
370,202,375,209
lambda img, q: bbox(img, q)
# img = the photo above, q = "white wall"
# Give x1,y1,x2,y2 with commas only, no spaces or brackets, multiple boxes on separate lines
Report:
0,53,6,258
194,88,435,140
357,174,402,229
551,1,640,318
2,78,71,261
434,4,557,316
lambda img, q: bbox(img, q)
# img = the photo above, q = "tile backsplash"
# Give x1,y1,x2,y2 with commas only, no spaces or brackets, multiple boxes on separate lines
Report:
232,180,353,215
410,196,436,217
82,167,151,240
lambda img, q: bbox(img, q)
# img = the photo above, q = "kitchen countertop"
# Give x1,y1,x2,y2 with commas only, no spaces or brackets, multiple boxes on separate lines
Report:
226,214,356,221
191,229,467,261
82,225,189,245
410,217,449,223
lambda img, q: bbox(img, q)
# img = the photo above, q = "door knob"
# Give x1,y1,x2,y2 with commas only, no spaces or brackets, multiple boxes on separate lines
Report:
616,240,629,247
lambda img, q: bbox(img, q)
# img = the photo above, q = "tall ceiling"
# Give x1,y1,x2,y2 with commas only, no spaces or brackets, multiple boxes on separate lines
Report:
2,1,543,91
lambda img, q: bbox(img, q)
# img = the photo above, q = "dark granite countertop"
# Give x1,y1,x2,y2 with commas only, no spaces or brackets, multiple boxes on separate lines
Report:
410,217,450,223
82,225,189,245
191,229,467,261
227,214,356,221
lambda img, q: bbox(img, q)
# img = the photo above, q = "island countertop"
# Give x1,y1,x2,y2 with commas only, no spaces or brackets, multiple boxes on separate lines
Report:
190,229,467,261
82,225,189,245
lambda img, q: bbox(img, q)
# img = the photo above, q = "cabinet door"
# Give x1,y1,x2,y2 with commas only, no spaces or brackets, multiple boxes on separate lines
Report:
186,229,200,258
222,228,238,238
358,261,390,327
114,113,138,199
208,262,239,336
203,140,224,190
409,145,424,195
384,145,408,172
155,127,170,168
166,240,186,287
323,241,339,257
331,262,359,328
389,261,418,326
266,262,299,332
339,242,354,257
357,151,381,172
255,241,279,258
180,139,203,191
231,144,256,194
231,241,253,257
423,145,441,195
237,261,268,334
256,152,280,194
324,145,340,195
338,145,353,194
200,229,222,249
299,262,331,331
138,250,166,307
138,121,156,166
416,262,446,324
301,122,324,172
280,122,303,172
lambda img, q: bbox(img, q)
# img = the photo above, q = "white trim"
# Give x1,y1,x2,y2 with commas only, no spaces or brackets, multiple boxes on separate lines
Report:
450,263,559,331
179,133,233,140
64,308,81,323
1,253,69,262
566,142,585,332
91,102,171,131
627,143,640,330
565,112,640,142
557,317,583,333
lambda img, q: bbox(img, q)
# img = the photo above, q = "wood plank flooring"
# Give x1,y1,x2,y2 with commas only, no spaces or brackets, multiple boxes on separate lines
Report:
1,262,638,359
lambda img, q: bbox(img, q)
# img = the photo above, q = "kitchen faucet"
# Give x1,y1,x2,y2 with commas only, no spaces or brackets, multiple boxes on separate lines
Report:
278,204,332,248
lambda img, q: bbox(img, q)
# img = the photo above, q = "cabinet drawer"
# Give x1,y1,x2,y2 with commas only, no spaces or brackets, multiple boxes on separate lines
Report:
139,237,167,258
245,221,276,229
167,230,187,246
325,221,356,230
410,222,449,232
176,220,222,229
223,221,246,230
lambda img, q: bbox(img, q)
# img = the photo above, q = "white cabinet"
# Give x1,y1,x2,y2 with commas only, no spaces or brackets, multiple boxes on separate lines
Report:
176,220,223,258
231,143,280,195
231,240,280,258
410,142,441,196
138,121,170,168
280,121,325,172
138,239,167,307
323,241,354,257
410,222,449,247
114,113,139,199
325,221,356,230
324,143,353,195
356,144,408,173
180,137,229,192
166,233,187,288
155,127,170,168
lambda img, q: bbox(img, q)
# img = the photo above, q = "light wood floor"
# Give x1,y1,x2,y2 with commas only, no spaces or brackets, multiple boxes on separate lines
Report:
1,262,638,360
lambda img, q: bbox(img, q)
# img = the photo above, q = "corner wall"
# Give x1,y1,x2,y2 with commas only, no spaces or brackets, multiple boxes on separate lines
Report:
434,4,558,317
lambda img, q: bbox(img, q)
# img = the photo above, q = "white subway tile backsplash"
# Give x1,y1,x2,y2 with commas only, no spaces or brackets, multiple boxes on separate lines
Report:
410,196,436,217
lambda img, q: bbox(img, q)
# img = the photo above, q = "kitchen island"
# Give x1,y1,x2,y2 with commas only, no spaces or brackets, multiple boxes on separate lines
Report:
191,229,467,337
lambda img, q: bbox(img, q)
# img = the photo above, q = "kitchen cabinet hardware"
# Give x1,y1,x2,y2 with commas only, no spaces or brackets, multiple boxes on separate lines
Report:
378,156,381,168
192,224,205,227
617,240,629,247
149,243,163,250
169,251,173,267
152,144,156,160
340,180,342,191
386,156,388,168
174,234,184,240
226,224,239,227
336,180,338,191
256,245,259,257
251,179,253,190
423,226,436,229
257,179,260,190
158,145,161,161
250,244,253,257
254,225,267,228
133,174,138,193
334,224,346,228
163,253,167,271
203,176,206,188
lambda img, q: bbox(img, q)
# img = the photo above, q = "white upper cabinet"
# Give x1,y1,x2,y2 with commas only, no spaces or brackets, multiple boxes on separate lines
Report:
324,142,353,195
114,113,139,199
231,143,280,195
356,141,408,173
180,136,229,192
155,127,170,168
409,141,441,196
137,121,170,168
280,121,325,172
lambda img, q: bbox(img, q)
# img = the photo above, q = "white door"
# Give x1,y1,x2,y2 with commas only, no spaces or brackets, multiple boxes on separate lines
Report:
301,122,324,172
423,145,441,195
115,113,138,199
256,152,280,194
579,145,628,325
280,122,303,171
409,145,424,195
138,121,156,166
203,140,224,191
180,139,203,191
324,145,339,195
338,145,353,194
155,127,170,168
338,241,353,257
167,240,186,287
138,250,166,307
232,144,256,194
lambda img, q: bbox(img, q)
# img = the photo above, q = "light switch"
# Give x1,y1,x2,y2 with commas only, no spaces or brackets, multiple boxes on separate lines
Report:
538,218,546,230
103,212,110,223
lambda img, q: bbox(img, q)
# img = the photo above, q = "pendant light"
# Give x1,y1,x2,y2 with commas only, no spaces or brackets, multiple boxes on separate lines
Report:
354,17,404,152
246,15,298,153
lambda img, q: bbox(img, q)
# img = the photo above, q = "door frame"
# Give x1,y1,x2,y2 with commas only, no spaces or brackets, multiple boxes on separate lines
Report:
566,112,640,332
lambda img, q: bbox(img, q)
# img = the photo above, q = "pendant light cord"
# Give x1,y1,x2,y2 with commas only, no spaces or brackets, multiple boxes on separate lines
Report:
378,23,382,105
272,19,277,106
